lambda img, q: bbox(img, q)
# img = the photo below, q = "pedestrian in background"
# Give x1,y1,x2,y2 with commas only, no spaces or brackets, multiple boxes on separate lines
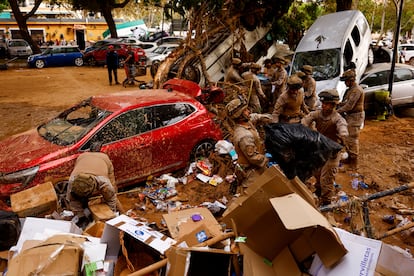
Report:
106,45,120,85
300,65,317,111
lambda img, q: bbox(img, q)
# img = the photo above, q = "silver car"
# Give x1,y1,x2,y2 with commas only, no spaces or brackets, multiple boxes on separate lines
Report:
7,39,33,58
360,63,414,111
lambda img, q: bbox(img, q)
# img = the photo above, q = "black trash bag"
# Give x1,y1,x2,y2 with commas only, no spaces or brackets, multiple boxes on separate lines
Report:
264,123,343,181
0,210,21,250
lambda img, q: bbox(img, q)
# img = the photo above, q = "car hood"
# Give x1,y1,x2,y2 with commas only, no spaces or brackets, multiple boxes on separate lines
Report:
0,129,63,172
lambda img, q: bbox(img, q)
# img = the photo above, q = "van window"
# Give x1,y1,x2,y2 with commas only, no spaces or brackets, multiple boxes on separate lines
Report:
351,26,361,46
292,49,341,81
344,39,354,69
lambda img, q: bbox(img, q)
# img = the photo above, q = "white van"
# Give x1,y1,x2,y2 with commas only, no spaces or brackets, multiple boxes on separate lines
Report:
290,10,372,99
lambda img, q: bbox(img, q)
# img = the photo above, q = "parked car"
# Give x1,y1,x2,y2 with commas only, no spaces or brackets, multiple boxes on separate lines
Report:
156,36,184,46
83,38,122,54
139,31,169,42
137,42,158,55
359,63,414,111
0,86,222,198
27,46,84,68
7,39,33,58
398,43,414,66
147,44,179,66
83,42,146,67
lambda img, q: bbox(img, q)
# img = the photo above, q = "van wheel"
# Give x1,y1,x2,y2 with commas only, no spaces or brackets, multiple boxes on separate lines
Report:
368,47,374,66
409,58,414,66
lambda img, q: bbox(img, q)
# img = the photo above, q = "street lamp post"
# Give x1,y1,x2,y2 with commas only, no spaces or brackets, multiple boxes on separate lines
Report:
388,0,404,94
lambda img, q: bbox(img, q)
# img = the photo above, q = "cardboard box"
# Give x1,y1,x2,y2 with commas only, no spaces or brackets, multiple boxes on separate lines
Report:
166,246,234,276
88,203,116,221
11,182,58,217
13,217,82,254
222,166,347,275
83,221,106,238
309,227,414,276
7,235,83,275
101,214,176,260
163,207,223,241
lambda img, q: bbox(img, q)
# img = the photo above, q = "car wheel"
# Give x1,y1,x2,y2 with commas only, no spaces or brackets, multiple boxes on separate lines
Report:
191,140,215,161
74,57,83,67
87,57,96,66
409,58,414,66
35,59,45,69
368,47,374,66
118,57,125,68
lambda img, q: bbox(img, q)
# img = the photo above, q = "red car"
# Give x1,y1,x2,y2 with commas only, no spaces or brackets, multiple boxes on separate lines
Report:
0,85,222,199
83,42,146,67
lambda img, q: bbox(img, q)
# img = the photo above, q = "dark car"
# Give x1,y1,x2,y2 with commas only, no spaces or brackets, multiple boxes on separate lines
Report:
27,46,84,68
0,86,222,198
83,42,146,67
139,31,169,43
83,38,122,54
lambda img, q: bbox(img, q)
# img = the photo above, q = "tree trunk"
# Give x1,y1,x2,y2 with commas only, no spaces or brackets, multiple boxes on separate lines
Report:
8,0,42,53
336,0,353,11
100,3,117,38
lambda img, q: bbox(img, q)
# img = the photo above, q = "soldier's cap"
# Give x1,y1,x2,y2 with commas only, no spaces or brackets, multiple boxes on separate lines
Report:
301,65,313,74
318,89,340,103
71,173,97,198
232,58,242,65
287,75,303,89
226,98,248,119
340,69,356,81
272,55,288,65
250,63,261,70
295,71,306,79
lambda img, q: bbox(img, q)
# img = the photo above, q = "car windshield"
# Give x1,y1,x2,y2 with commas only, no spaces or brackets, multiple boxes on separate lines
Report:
42,48,53,54
10,40,28,47
292,49,341,81
37,98,112,146
152,46,167,54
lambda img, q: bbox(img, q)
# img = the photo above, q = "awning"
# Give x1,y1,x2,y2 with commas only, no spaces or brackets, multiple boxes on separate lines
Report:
102,19,146,38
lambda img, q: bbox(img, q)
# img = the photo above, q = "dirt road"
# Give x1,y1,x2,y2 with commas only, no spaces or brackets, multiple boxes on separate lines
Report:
1,64,414,254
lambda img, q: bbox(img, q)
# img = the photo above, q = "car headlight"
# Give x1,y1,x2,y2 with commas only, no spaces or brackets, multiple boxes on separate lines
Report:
0,166,39,186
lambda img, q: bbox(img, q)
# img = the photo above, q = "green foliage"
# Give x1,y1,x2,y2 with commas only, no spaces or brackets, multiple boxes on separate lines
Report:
0,0,8,11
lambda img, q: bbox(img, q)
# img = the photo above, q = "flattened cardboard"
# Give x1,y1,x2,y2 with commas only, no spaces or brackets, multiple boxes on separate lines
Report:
177,223,213,247
222,171,347,274
163,207,222,240
88,202,116,221
11,182,58,217
101,214,176,259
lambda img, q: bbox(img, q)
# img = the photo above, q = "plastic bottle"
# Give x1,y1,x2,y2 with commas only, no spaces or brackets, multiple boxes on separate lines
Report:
351,178,359,190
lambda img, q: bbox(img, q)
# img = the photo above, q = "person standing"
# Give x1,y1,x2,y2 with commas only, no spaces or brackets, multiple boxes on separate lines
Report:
336,69,365,169
66,142,125,224
226,98,271,188
302,89,349,205
269,56,288,107
272,75,309,123
124,45,136,84
300,65,317,111
241,63,267,113
106,45,120,85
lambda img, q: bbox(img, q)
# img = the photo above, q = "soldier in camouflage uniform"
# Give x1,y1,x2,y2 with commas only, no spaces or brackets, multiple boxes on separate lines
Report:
272,75,309,123
302,89,349,205
224,58,245,85
269,56,288,107
226,98,272,188
300,65,317,111
336,69,365,169
241,63,267,113
66,142,125,220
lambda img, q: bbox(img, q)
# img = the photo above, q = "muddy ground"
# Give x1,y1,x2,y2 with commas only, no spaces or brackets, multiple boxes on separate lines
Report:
1,63,414,257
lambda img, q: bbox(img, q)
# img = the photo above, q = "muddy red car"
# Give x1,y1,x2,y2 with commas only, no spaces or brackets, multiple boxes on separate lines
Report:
83,42,146,67
0,85,222,200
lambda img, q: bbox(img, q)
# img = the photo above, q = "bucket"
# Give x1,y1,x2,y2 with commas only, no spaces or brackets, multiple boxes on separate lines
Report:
374,90,390,103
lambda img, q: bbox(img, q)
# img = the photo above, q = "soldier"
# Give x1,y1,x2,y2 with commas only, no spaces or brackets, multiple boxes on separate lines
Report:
226,98,272,188
302,89,349,205
272,75,309,123
269,56,288,106
336,69,365,169
66,142,125,224
241,63,267,113
300,65,317,111
224,58,245,85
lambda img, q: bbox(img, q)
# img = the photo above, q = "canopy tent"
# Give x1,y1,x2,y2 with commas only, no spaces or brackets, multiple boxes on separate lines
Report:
102,20,147,38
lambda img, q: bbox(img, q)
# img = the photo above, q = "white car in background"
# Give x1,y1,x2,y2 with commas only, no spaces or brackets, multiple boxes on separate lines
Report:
146,44,179,66
399,44,414,66
138,42,157,55
7,39,33,58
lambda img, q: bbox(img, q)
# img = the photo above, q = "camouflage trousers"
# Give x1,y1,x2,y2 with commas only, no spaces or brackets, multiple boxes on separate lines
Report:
314,153,341,205
344,111,365,160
